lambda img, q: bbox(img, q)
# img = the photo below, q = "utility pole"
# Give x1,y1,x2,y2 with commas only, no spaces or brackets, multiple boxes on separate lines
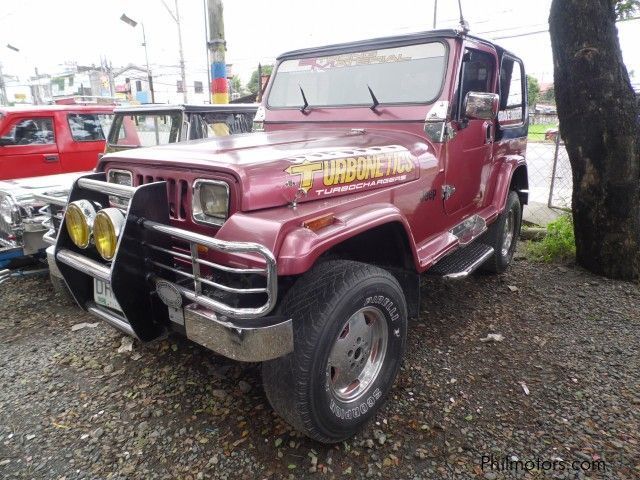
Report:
120,13,155,103
100,56,115,98
203,0,211,103
107,60,115,98
257,63,262,102
32,67,42,105
140,23,155,103
433,0,438,29
162,0,188,103
0,62,7,106
207,0,228,104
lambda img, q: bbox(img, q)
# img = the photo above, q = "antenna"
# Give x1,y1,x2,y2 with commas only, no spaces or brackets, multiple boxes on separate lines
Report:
456,0,470,34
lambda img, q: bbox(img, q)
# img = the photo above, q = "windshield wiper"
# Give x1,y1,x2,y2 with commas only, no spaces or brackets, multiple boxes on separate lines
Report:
367,85,380,112
298,85,311,114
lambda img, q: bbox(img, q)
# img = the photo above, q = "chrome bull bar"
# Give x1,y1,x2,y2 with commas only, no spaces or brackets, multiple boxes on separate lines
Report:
34,192,68,246
57,177,278,320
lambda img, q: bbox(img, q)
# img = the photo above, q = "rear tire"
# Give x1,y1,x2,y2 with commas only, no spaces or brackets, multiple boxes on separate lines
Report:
262,260,407,443
482,191,522,273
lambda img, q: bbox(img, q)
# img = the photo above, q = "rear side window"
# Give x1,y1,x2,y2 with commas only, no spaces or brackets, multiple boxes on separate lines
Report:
3,117,55,145
200,112,254,137
498,57,526,125
108,112,182,147
67,113,114,142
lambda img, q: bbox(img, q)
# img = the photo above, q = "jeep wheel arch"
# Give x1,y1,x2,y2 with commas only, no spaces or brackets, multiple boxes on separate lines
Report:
276,204,419,276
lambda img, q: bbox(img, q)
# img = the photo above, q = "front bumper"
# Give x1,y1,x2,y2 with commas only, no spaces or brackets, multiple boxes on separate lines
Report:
55,173,292,362
1,185,69,262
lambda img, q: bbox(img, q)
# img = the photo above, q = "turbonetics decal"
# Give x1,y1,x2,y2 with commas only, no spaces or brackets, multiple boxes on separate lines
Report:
285,145,417,198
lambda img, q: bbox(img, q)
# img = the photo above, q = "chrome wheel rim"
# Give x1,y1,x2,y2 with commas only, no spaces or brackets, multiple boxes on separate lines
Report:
326,307,388,402
501,209,515,257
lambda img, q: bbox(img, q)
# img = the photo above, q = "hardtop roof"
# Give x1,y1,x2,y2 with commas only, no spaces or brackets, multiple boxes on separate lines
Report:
113,103,259,114
0,104,115,114
276,28,520,62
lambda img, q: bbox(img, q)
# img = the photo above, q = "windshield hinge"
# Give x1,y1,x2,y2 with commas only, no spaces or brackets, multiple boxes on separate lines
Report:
442,185,456,200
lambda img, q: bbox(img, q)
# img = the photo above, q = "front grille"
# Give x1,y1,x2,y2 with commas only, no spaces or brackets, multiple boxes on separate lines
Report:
135,174,189,221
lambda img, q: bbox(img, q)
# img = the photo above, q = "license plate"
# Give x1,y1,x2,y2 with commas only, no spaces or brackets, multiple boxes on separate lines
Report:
94,279,123,312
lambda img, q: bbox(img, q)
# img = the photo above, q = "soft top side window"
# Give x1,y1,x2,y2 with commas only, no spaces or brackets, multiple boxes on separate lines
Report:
498,56,526,126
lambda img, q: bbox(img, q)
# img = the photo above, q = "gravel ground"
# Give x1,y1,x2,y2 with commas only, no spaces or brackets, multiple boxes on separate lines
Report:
1,252,639,479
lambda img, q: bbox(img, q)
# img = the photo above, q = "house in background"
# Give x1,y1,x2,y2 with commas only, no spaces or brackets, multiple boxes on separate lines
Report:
1,61,220,106
113,65,152,104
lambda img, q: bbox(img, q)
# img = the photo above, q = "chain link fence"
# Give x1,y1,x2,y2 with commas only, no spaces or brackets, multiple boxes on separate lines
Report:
523,114,572,226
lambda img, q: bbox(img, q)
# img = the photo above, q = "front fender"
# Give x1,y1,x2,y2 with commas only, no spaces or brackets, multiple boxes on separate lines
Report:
215,202,417,276
277,203,417,275
491,158,528,214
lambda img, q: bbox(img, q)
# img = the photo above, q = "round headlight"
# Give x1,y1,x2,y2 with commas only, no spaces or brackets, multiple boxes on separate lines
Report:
0,196,15,224
65,200,96,248
93,208,125,260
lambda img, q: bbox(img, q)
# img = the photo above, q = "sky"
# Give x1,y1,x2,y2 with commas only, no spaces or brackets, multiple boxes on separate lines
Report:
1,0,639,89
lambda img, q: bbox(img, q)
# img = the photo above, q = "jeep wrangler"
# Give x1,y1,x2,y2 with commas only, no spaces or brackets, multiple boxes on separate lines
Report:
52,29,528,443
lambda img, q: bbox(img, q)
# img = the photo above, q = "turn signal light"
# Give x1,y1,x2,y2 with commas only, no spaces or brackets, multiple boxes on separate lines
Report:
302,213,335,232
93,208,125,260
65,200,96,249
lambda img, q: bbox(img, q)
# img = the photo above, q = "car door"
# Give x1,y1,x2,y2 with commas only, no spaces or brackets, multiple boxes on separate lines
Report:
60,111,112,173
443,44,498,216
0,114,60,180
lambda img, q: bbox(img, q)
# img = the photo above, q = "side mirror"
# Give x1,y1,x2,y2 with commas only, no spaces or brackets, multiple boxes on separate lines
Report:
0,136,15,146
464,92,499,121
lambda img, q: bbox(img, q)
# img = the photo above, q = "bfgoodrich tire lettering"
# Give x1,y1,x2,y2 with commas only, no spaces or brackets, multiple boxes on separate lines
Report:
262,260,407,443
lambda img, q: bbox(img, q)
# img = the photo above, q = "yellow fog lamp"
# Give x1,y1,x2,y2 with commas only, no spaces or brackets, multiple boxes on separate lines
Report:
93,208,125,260
65,200,97,249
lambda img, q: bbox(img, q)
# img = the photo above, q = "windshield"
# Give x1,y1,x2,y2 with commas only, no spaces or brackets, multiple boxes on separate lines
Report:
108,111,182,147
268,42,447,108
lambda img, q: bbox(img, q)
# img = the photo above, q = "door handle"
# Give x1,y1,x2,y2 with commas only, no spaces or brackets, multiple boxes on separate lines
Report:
484,123,494,144
43,154,59,163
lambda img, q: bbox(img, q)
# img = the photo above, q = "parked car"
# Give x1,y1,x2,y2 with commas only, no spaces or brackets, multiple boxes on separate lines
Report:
105,103,258,153
0,104,115,181
52,30,528,442
0,103,257,269
0,173,74,268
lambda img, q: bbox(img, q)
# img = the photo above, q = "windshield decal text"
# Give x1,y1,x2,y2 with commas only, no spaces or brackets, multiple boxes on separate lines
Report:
299,51,411,70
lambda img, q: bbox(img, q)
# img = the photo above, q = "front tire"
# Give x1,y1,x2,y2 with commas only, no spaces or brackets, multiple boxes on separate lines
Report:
482,190,522,273
262,260,407,443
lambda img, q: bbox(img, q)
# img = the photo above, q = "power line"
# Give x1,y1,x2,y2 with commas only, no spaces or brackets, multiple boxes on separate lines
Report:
490,15,640,40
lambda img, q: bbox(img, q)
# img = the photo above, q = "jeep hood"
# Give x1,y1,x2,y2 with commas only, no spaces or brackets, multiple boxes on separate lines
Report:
99,129,433,211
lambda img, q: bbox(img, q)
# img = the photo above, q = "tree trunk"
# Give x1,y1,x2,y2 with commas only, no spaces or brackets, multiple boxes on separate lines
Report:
549,0,640,280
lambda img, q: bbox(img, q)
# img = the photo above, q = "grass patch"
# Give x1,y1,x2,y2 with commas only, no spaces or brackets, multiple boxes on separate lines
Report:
528,123,556,142
526,214,576,262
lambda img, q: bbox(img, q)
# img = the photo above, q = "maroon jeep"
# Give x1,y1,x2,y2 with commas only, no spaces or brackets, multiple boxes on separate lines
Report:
53,29,528,442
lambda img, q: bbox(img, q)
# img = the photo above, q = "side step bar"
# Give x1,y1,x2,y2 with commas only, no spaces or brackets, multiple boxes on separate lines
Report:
428,243,494,280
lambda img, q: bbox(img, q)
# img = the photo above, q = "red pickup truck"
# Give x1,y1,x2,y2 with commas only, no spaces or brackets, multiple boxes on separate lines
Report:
53,29,528,442
0,104,114,180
